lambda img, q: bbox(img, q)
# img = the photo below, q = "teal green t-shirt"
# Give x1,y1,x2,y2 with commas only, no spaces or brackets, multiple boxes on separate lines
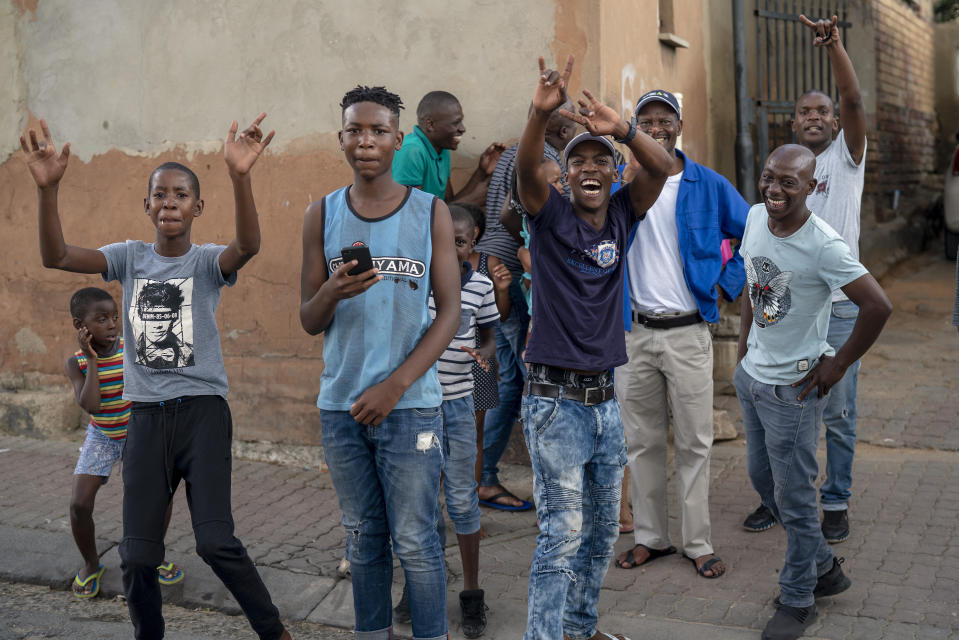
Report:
392,125,450,198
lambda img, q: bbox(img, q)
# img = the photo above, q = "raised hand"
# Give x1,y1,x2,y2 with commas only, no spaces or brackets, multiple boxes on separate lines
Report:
77,327,98,361
479,142,507,176
533,55,574,114
224,112,275,176
799,14,839,47
20,119,71,189
560,89,624,137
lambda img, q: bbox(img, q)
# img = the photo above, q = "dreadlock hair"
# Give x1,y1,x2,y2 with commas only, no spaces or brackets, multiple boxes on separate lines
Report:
340,86,405,122
70,287,115,319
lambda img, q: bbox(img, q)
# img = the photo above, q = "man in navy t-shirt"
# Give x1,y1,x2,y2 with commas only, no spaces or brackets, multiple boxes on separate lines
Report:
513,54,673,640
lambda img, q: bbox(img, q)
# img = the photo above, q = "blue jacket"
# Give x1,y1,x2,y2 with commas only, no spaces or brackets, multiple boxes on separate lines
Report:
623,149,748,327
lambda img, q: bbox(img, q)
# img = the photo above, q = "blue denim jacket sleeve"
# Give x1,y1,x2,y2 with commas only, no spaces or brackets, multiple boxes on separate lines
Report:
622,151,750,329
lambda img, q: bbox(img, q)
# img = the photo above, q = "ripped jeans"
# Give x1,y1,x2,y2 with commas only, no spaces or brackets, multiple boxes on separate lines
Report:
521,387,626,640
320,408,447,640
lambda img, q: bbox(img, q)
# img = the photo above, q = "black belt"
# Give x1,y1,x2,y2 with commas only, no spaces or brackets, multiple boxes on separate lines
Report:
525,380,615,407
632,310,702,330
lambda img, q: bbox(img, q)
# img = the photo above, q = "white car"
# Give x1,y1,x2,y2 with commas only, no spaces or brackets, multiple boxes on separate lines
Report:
946,133,959,260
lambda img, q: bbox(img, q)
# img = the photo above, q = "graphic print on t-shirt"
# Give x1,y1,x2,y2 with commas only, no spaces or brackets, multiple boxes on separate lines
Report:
129,277,195,370
744,252,793,328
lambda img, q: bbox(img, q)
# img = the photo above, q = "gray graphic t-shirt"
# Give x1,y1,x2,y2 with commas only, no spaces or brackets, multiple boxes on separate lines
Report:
101,240,237,402
740,204,867,385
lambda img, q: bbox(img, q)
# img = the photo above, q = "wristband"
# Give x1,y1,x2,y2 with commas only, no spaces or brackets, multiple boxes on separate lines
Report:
613,120,636,144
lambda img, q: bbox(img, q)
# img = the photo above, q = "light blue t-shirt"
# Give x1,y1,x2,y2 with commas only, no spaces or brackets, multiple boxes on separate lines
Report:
740,203,868,385
316,185,442,411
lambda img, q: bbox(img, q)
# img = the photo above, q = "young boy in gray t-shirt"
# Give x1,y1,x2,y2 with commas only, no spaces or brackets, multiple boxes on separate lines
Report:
21,117,292,640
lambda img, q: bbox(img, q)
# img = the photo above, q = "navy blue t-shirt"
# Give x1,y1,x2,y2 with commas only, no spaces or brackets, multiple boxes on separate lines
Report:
525,186,638,372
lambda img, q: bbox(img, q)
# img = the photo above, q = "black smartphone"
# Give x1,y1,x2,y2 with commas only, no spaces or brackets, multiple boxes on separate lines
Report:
341,245,374,276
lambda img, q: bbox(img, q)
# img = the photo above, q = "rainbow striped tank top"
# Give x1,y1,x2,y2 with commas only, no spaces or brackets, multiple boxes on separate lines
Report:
75,337,131,440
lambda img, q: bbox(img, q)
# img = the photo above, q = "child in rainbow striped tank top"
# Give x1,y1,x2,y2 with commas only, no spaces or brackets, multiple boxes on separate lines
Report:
65,287,182,598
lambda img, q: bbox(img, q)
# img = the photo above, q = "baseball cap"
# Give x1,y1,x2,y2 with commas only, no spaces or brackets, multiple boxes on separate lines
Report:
634,89,681,119
563,132,616,166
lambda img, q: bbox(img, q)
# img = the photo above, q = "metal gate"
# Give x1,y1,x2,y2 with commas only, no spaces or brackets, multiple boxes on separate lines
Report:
734,0,853,198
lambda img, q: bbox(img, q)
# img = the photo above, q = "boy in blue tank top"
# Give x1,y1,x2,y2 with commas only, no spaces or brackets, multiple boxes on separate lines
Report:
514,55,673,640
300,86,461,640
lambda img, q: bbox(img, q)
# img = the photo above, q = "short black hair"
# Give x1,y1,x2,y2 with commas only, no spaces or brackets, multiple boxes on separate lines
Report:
148,162,200,199
450,202,486,243
70,287,115,319
341,86,405,122
448,203,478,232
417,91,460,121
136,281,184,315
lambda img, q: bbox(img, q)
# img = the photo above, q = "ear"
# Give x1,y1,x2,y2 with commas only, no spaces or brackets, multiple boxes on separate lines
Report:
831,119,839,134
395,130,404,151
72,317,83,330
337,130,345,150
193,198,205,217
790,118,798,133
806,178,818,195
424,117,434,132
144,197,150,214
675,118,684,138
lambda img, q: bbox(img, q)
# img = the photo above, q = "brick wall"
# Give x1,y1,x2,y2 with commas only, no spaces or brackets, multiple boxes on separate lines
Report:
867,0,938,225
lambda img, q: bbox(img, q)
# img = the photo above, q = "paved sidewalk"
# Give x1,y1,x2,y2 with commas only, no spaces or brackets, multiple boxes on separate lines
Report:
1,252,957,639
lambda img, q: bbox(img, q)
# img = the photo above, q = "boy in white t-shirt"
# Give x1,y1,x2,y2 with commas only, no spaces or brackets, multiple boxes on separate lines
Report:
735,144,890,640
743,13,869,545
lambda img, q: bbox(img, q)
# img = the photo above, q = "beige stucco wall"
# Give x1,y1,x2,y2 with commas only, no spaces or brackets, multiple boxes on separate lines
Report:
1,0,722,444
934,20,959,169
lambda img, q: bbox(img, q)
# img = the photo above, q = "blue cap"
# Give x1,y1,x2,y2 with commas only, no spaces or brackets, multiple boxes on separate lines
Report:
563,132,616,166
634,89,681,119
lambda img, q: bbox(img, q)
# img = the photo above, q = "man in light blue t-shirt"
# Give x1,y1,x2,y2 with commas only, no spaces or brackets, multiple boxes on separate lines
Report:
734,144,891,640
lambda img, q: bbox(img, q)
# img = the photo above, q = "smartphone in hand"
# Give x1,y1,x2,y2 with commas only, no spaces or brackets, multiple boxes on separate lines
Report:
341,244,374,276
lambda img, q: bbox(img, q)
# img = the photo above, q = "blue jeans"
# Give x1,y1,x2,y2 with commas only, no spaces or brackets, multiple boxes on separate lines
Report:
820,300,860,510
481,279,530,488
734,365,835,607
320,409,447,640
442,396,482,535
521,393,625,640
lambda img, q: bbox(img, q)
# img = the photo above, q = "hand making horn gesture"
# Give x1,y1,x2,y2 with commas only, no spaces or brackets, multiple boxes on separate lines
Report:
532,54,574,114
559,89,624,138
20,119,71,189
799,14,840,47
224,112,276,176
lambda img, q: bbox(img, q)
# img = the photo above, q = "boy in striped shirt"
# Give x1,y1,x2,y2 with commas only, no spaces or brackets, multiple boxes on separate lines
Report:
427,205,499,637
65,287,181,598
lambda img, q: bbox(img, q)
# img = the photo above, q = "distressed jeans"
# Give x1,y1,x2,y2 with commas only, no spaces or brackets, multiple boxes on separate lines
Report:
734,364,835,607
821,300,861,510
521,389,626,640
481,278,530,488
320,408,447,640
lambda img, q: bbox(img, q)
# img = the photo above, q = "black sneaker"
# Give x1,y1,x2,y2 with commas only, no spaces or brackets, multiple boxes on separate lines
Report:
393,584,411,624
744,504,776,532
459,589,488,638
762,604,817,640
821,509,849,543
814,556,851,598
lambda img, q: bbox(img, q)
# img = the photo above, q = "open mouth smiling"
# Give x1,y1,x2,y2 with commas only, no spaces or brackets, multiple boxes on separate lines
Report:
581,179,602,196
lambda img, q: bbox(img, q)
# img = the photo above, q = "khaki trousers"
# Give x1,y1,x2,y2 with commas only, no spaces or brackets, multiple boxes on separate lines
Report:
614,321,714,558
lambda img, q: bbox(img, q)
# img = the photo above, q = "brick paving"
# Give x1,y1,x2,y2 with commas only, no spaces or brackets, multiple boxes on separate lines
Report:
0,252,956,639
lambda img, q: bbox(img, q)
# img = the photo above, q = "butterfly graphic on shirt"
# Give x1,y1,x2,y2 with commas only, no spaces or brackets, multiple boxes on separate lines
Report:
743,252,793,328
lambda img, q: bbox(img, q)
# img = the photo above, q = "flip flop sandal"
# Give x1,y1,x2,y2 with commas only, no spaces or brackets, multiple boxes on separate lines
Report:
73,564,105,599
478,491,533,512
157,562,184,585
686,554,725,578
598,633,632,640
615,544,676,569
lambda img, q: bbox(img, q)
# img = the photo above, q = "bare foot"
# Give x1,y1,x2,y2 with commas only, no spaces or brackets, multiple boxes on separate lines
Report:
479,526,488,540
691,553,726,578
157,562,182,581
477,484,529,509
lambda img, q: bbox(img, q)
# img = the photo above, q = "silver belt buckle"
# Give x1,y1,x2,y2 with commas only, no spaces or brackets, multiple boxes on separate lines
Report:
584,387,603,406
